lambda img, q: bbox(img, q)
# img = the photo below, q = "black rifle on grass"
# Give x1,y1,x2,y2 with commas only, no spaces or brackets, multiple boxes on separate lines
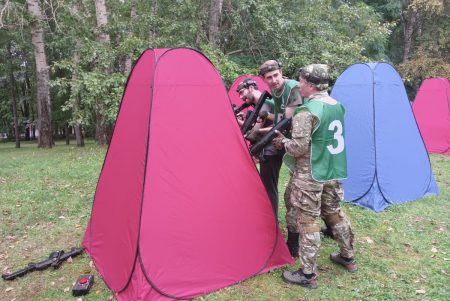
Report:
250,117,292,156
2,247,83,281
241,91,272,135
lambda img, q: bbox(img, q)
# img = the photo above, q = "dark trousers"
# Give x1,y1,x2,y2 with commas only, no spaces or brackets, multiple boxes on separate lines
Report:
259,153,283,218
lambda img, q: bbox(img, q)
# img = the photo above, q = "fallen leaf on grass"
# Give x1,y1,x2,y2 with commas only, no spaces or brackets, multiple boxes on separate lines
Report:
66,257,73,263
58,216,66,219
2,209,8,215
76,298,83,301
337,284,344,289
5,287,14,292
416,288,426,294
444,258,450,261
441,270,449,276
64,287,70,293
365,237,374,244
431,247,438,253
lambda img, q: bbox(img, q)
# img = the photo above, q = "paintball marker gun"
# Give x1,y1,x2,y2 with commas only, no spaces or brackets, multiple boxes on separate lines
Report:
250,117,292,156
241,91,272,135
2,247,84,281
233,102,252,115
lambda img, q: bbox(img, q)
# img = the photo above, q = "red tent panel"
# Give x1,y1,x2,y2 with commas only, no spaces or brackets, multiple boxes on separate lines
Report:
83,48,293,301
413,78,450,155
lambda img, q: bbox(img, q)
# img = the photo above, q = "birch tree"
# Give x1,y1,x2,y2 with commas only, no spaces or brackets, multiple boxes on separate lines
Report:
26,0,53,147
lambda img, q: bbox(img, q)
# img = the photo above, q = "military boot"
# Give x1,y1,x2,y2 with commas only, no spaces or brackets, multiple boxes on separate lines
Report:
330,252,357,272
286,231,299,258
282,270,318,289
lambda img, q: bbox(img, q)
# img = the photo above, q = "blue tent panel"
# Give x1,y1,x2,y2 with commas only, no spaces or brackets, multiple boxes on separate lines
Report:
331,64,376,202
331,62,439,212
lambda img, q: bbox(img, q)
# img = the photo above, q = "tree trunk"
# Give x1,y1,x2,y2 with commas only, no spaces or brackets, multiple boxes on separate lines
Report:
95,106,107,144
24,61,33,139
26,0,53,148
94,0,110,145
65,122,70,145
207,0,223,47
7,43,20,148
124,0,137,75
149,0,158,41
75,125,84,147
402,9,418,62
94,0,110,45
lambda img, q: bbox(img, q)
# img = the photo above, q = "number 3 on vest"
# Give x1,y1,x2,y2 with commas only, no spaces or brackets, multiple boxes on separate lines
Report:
327,120,344,155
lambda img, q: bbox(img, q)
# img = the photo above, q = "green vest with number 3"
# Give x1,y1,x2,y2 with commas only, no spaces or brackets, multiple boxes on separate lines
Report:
299,100,347,182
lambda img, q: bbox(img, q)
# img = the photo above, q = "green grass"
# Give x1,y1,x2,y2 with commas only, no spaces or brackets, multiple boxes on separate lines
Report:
0,141,449,300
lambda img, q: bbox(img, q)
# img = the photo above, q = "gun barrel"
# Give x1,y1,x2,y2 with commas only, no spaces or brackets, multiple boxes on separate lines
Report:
233,102,251,115
59,247,83,262
241,91,271,135
2,263,36,281
250,118,292,156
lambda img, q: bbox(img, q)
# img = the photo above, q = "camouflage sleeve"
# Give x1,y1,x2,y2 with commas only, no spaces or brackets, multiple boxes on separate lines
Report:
287,86,302,107
282,110,313,157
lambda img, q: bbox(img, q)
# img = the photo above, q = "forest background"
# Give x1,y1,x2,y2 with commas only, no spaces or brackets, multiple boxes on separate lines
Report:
0,0,449,148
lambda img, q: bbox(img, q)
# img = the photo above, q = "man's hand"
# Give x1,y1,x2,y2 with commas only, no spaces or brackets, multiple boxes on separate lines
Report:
258,111,269,120
236,112,245,127
272,130,286,150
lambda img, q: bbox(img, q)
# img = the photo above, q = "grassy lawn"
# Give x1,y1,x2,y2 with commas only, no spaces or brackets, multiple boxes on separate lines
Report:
1,140,449,301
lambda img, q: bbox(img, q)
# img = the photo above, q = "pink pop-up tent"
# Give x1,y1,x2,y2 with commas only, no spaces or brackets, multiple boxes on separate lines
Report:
413,78,450,155
83,48,293,301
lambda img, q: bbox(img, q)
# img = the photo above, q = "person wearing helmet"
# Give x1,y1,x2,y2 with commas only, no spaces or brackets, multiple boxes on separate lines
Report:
259,60,303,258
274,64,357,289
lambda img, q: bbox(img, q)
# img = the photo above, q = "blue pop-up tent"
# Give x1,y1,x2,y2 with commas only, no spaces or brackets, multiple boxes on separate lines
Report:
330,62,439,212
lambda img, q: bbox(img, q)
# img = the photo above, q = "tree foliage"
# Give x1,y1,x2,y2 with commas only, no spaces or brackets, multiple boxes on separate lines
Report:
0,0,447,144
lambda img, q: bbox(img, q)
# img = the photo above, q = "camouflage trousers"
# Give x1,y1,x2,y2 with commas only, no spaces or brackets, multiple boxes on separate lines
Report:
286,177,355,274
284,176,300,233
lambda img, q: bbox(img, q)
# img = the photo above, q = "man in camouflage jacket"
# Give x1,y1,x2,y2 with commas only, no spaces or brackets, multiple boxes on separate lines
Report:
273,64,357,289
